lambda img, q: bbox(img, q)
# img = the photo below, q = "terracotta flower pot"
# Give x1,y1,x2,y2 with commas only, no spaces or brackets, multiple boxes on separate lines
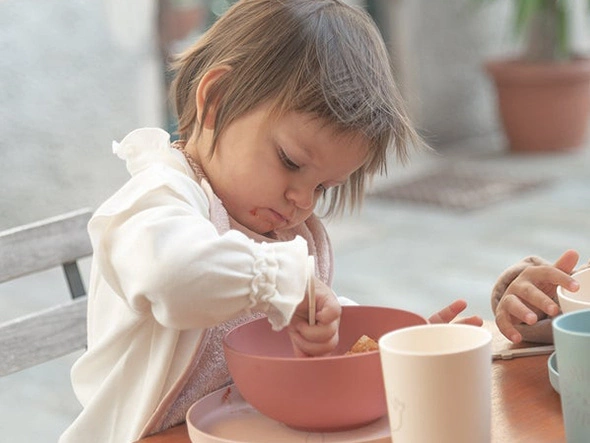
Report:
485,57,590,153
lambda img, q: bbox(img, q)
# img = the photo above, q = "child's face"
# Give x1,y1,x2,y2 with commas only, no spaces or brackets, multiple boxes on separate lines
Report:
199,103,369,235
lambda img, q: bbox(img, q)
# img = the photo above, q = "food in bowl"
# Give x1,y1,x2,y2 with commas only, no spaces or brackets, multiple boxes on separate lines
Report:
346,334,379,354
223,305,427,432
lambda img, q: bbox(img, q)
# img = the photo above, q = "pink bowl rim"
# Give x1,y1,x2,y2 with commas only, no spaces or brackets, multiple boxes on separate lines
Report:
223,305,427,362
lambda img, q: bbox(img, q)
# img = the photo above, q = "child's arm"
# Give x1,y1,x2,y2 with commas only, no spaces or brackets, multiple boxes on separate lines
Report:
492,249,580,344
89,182,311,332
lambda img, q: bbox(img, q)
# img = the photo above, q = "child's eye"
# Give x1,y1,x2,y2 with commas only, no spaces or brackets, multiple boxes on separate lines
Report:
278,148,299,171
315,184,326,193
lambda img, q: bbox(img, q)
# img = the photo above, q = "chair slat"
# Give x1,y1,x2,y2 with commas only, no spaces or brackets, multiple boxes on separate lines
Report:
0,208,93,284
63,261,87,299
0,208,94,376
0,297,88,376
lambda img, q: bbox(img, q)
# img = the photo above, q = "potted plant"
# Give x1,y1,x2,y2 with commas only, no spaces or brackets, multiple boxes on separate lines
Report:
480,0,590,152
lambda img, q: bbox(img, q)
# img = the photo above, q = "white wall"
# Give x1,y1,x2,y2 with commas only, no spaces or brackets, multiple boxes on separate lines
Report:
373,0,590,148
372,0,515,147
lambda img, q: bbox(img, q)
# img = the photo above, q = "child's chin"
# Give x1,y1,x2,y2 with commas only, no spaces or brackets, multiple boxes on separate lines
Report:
247,219,277,236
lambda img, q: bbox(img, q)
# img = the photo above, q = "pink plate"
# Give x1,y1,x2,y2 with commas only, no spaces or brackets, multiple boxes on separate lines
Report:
186,384,391,443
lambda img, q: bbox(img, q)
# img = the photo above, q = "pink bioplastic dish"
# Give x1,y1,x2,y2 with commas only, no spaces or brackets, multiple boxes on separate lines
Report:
223,305,427,432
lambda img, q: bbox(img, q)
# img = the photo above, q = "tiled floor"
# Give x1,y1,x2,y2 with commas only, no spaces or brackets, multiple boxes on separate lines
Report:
328,134,590,320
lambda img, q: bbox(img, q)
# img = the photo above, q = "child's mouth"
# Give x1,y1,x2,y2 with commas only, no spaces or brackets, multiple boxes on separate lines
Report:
251,208,289,228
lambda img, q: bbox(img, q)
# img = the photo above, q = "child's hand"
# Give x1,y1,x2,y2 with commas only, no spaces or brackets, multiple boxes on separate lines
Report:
288,277,341,358
495,249,579,343
428,299,483,326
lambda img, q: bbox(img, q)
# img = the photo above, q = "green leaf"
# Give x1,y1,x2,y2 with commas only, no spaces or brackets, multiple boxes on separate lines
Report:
556,1,569,59
514,0,544,38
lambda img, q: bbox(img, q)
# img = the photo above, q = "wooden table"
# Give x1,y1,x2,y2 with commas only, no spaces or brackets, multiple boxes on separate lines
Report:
137,322,564,442
489,322,563,442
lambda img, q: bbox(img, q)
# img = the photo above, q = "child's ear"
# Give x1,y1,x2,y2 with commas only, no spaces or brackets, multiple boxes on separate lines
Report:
196,66,230,130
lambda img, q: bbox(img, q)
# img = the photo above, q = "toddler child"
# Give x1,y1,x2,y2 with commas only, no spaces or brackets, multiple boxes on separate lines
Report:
60,1,481,441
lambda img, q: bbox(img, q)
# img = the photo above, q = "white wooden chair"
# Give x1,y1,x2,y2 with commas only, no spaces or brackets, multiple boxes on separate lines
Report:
0,208,93,376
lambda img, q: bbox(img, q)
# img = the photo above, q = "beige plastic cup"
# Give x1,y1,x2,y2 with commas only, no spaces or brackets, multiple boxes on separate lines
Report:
379,324,492,443
557,268,590,313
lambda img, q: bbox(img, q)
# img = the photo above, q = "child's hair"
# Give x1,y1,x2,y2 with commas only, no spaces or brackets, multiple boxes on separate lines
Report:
171,0,422,216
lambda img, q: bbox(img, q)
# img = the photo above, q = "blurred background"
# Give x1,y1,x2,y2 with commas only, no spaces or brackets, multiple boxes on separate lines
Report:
1,0,590,441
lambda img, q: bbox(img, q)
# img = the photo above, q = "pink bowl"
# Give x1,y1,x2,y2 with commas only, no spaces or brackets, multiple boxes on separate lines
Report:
223,305,427,432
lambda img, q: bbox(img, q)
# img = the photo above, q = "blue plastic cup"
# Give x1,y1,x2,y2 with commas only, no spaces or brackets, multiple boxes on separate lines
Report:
552,309,590,443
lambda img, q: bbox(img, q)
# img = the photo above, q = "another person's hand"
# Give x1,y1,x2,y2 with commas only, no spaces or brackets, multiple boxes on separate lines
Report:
288,277,341,357
495,249,580,343
428,299,483,326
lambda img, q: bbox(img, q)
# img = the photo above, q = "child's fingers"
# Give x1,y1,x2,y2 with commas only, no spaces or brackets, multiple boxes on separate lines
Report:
428,299,467,324
292,338,339,357
520,265,579,293
495,311,522,344
498,293,539,325
506,280,560,317
290,318,339,344
314,296,342,325
494,251,579,345
290,284,341,357
453,315,484,327
495,294,535,344
289,326,339,357
288,311,340,357
553,249,579,274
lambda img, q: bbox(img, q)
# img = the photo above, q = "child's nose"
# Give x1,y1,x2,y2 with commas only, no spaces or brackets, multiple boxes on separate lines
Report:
285,185,315,210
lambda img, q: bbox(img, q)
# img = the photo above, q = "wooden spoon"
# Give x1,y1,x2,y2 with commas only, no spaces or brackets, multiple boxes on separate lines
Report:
307,256,316,326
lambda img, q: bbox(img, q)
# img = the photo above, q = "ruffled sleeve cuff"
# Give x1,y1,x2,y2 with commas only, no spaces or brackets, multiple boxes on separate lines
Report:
249,236,309,331
112,128,179,176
